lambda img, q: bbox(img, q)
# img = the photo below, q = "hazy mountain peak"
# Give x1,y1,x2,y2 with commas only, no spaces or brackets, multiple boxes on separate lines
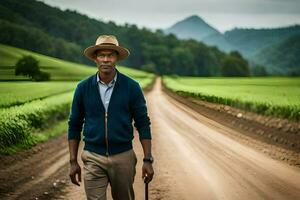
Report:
183,15,206,23
165,15,220,41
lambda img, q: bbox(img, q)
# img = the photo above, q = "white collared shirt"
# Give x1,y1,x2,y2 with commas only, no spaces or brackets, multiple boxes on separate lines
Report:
96,71,117,112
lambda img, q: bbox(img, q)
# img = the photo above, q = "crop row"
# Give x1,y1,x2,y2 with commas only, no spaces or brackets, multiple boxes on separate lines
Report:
162,77,300,120
0,81,76,108
0,92,73,149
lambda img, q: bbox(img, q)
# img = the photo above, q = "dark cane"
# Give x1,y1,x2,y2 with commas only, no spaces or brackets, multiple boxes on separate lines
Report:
144,177,149,200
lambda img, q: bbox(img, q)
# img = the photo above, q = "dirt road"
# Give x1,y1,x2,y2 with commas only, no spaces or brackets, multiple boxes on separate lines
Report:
1,77,300,199
146,77,300,199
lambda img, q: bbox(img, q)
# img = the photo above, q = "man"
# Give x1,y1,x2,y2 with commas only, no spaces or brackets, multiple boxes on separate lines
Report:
68,35,154,200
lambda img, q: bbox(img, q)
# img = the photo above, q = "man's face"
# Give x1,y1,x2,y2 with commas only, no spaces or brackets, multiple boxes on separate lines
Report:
94,49,118,74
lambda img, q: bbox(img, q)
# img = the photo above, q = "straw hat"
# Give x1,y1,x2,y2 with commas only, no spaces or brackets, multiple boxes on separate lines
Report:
84,35,130,61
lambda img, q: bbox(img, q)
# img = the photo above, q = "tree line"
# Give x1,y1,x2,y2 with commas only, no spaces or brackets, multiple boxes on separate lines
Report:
0,0,251,77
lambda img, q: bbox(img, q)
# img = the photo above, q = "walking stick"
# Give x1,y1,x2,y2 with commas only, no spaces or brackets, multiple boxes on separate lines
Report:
144,176,149,200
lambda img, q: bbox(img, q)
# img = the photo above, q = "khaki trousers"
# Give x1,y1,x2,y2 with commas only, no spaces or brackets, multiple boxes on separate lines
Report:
81,149,137,200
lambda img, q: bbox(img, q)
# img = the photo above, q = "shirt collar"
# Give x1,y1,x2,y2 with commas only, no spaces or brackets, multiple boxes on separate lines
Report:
97,70,117,86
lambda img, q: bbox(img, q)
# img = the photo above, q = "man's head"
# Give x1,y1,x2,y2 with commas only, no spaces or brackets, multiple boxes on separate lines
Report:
83,35,130,62
94,49,118,74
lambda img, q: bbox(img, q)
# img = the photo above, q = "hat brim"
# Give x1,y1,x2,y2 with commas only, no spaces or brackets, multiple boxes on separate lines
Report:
84,45,130,61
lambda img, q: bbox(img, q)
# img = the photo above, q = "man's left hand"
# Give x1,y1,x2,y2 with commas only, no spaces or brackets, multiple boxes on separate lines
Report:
142,162,154,183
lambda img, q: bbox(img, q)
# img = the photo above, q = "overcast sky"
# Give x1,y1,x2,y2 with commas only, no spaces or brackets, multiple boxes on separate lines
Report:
40,0,300,33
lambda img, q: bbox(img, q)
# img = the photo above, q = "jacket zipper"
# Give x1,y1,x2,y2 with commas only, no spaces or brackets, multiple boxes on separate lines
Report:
105,111,109,156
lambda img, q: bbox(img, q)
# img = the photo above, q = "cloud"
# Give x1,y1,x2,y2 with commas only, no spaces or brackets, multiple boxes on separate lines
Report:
39,0,300,32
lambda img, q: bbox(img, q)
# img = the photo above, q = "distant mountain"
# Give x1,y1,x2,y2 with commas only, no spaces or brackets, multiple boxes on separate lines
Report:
165,15,234,52
202,33,234,52
224,26,300,75
253,33,300,75
0,0,231,77
166,15,300,75
224,26,300,58
165,15,219,40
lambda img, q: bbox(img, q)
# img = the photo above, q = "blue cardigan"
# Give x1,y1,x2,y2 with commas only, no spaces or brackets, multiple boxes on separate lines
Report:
68,69,151,156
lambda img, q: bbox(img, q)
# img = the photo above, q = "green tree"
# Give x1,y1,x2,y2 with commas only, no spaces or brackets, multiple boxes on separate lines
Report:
15,55,50,81
221,51,250,76
33,71,51,81
251,65,268,76
141,62,157,73
15,55,40,77
1,0,234,76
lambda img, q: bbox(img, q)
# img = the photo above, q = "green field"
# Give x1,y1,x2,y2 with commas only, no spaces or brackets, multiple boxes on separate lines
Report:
0,43,154,82
163,76,300,120
0,43,154,107
0,82,77,108
0,44,155,154
0,44,94,80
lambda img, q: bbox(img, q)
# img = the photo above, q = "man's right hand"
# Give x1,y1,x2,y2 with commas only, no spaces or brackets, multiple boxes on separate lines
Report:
69,160,81,186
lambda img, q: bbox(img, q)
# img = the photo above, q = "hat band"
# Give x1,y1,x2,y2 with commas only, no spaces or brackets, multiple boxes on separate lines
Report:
100,42,117,46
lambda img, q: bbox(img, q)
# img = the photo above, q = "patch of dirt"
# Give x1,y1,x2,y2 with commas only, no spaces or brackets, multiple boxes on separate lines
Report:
0,134,71,200
162,85,300,168
0,78,158,200
1,77,299,200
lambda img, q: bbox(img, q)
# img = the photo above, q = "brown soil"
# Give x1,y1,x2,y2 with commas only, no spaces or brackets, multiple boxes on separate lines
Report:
162,81,300,168
0,77,299,200
0,134,71,199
